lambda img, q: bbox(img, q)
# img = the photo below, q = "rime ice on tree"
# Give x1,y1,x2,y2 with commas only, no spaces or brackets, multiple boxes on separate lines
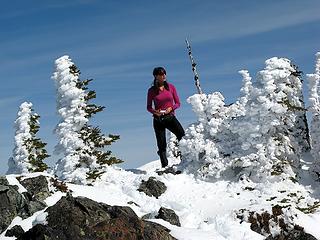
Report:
307,52,320,179
231,58,309,180
179,92,228,178
53,55,122,184
179,57,309,181
7,102,49,174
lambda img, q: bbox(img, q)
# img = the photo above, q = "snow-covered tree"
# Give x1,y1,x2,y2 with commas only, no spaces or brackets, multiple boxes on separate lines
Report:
179,57,309,182
230,58,308,181
179,92,230,178
307,52,320,179
53,55,122,184
7,102,49,174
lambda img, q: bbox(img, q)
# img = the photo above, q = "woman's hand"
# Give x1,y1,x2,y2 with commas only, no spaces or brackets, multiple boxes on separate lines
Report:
165,107,173,114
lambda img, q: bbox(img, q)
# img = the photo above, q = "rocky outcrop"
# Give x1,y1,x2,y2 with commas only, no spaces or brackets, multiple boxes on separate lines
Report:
0,176,29,233
20,175,50,216
20,175,50,202
138,177,167,198
0,175,51,235
156,207,181,227
265,229,318,240
19,194,177,240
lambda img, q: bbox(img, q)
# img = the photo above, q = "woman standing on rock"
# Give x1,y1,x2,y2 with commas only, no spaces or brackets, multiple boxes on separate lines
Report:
147,67,185,168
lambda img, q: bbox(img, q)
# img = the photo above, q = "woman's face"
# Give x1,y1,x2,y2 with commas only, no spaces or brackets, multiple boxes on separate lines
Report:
155,73,166,83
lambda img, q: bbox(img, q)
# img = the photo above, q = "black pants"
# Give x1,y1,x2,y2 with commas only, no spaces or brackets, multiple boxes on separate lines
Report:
153,114,185,152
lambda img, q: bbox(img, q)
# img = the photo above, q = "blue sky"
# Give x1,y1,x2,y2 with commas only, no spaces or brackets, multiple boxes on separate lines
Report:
1,0,320,174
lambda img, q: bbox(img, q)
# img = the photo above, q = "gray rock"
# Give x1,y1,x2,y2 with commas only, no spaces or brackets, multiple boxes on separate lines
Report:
27,200,47,215
20,175,50,202
18,176,50,215
156,207,181,227
19,195,177,240
0,179,30,234
138,177,167,198
143,221,177,240
0,175,50,234
0,176,9,185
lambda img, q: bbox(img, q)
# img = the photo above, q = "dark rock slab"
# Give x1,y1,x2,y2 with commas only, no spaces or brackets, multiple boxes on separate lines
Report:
0,175,49,234
5,225,25,238
18,224,64,240
0,176,9,185
138,177,167,198
20,175,50,202
0,178,29,233
156,207,181,227
19,195,177,240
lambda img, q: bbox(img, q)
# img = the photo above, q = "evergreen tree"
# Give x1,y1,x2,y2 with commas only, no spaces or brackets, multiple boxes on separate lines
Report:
53,55,122,184
7,102,49,174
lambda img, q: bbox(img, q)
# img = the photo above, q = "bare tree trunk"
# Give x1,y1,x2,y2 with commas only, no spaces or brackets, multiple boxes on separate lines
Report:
186,38,203,94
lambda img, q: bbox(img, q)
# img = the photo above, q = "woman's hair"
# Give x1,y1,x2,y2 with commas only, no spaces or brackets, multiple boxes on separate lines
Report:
153,67,166,76
152,67,169,93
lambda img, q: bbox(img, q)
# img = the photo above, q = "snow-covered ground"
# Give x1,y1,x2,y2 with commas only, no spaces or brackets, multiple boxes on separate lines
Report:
1,157,320,240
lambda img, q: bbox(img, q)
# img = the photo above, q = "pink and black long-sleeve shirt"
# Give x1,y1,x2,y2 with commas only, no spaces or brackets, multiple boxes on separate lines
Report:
147,83,181,116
